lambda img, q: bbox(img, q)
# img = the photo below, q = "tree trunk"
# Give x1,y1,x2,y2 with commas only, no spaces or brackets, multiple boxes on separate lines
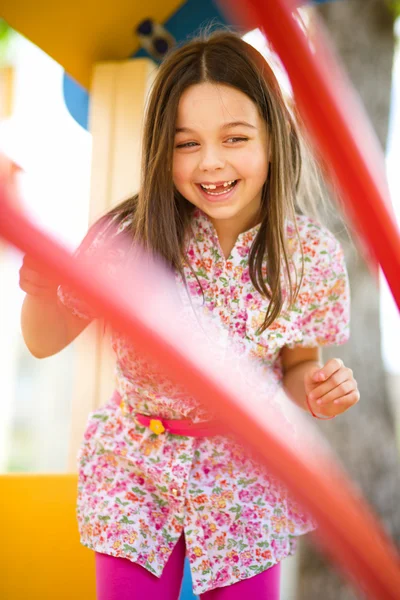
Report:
297,2,400,599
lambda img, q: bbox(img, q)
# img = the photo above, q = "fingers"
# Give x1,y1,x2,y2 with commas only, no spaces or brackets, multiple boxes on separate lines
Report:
22,254,53,273
21,253,58,278
332,390,360,408
315,380,359,406
19,254,58,297
22,254,39,269
307,357,359,410
19,276,58,297
310,390,360,420
20,265,44,286
308,365,350,401
19,279,53,296
311,358,343,383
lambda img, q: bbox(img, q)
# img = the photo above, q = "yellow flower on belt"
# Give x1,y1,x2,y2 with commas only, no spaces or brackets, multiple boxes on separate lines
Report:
149,419,165,435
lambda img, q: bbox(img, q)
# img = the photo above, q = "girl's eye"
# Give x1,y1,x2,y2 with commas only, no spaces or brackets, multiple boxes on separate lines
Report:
226,137,249,143
175,137,249,149
175,142,199,149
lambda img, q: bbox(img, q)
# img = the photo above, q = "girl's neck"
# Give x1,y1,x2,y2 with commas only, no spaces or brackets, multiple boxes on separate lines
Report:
209,206,262,260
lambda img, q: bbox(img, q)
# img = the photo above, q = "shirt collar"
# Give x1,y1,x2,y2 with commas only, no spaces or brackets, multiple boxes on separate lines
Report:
190,208,261,245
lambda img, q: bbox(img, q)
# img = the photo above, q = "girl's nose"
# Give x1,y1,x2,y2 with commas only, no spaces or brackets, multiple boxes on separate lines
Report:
198,146,225,171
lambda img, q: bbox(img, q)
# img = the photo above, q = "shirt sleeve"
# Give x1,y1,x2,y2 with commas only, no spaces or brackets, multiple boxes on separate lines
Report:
57,215,130,320
288,221,350,348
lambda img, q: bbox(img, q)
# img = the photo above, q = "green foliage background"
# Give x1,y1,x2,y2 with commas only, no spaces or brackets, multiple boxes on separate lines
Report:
0,20,15,64
387,1,400,19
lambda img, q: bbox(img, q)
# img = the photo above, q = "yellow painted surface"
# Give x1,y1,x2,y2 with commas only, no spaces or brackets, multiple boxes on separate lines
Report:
1,0,184,88
0,474,95,599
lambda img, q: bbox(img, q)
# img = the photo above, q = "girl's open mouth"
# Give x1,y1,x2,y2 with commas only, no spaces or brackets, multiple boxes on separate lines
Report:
196,179,239,201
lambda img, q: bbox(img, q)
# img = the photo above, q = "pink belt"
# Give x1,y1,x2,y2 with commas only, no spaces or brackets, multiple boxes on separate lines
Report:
113,391,223,438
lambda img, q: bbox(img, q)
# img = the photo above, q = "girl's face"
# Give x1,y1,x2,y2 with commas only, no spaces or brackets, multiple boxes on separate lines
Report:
173,82,270,233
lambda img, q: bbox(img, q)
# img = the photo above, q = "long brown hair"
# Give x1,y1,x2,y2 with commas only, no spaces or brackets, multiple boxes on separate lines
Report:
106,29,323,334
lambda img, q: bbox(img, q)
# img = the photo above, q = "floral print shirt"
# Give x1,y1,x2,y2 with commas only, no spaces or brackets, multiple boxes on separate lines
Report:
58,208,350,594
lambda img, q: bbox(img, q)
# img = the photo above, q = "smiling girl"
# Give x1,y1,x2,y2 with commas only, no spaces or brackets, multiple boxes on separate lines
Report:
19,30,359,600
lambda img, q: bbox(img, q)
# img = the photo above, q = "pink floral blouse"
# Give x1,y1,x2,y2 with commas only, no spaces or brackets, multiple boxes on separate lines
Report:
58,208,350,595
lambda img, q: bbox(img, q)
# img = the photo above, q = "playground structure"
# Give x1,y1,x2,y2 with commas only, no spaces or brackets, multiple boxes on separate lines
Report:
1,1,400,599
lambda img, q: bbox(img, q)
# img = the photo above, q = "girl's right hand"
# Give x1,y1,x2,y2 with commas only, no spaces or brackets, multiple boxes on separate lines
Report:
20,255,89,358
19,255,59,299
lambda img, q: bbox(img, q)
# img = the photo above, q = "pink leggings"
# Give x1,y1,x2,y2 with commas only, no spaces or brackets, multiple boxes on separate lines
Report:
95,537,280,600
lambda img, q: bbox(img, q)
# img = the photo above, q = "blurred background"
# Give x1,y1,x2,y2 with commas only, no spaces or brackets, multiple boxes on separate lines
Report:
0,1,399,599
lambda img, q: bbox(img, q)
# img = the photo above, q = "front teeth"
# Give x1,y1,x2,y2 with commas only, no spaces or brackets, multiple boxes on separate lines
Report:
200,180,236,190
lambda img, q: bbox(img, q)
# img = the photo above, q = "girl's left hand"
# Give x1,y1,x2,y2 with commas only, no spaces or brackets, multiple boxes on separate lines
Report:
304,358,360,418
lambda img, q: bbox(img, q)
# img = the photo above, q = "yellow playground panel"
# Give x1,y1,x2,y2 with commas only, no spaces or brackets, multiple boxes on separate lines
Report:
1,0,184,88
0,474,96,599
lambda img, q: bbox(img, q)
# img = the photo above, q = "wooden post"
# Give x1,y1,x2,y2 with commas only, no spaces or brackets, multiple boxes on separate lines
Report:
67,58,157,470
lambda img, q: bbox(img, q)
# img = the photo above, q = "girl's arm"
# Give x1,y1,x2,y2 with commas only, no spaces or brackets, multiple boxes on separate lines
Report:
20,255,91,358
281,346,360,418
